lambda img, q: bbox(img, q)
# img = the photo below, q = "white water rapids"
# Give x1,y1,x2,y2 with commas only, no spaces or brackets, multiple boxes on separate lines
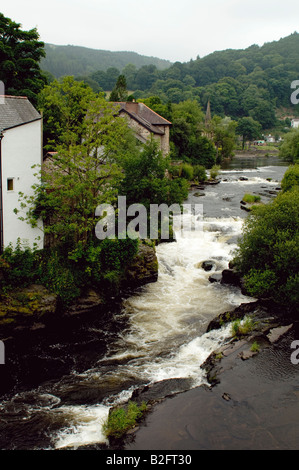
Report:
52,211,253,449
1,160,287,450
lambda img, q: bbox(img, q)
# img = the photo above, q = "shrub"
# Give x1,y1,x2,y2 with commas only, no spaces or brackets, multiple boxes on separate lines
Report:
193,165,207,182
281,164,299,192
233,187,299,311
210,165,221,179
180,163,194,181
231,316,256,337
103,401,147,439
242,193,261,204
0,240,39,289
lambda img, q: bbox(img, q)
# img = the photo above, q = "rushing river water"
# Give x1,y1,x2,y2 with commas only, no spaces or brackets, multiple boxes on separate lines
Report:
0,153,288,450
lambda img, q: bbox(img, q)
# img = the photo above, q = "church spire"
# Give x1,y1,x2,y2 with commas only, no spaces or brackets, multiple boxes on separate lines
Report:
205,99,211,127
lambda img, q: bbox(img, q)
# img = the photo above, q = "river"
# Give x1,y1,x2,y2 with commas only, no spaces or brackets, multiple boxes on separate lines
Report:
0,153,289,450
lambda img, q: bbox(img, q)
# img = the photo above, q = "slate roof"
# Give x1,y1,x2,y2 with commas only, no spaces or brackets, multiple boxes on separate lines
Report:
115,102,171,135
0,95,41,131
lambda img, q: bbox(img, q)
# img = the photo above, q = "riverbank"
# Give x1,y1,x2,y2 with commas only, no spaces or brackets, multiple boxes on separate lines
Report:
123,301,299,450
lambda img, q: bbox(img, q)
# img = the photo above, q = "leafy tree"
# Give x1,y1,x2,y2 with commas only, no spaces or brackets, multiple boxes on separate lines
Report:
236,116,262,149
38,76,97,150
109,74,128,102
211,116,237,161
170,100,216,167
0,12,46,104
281,164,299,192
117,137,189,235
233,186,299,311
19,94,134,248
279,129,299,164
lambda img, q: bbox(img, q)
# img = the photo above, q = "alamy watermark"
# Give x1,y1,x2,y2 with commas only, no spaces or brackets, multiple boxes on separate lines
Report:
95,197,203,240
0,80,5,105
290,80,299,105
0,340,4,365
291,341,299,365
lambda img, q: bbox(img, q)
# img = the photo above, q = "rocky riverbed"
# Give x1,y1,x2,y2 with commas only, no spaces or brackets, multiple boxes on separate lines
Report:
123,300,299,451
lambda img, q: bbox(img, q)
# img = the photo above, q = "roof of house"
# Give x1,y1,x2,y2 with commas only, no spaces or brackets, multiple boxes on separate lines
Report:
0,95,41,131
115,102,171,135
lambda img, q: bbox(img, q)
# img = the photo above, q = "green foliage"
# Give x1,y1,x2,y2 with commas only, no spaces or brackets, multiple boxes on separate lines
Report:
37,76,97,150
0,13,46,105
180,163,194,181
233,186,299,311
118,137,189,212
250,341,260,352
22,88,136,248
99,238,139,272
41,44,171,80
193,165,207,182
41,33,299,132
236,117,262,149
209,165,221,180
281,164,299,192
0,240,39,289
242,193,261,203
170,101,216,167
279,131,299,164
103,401,147,439
109,74,129,102
231,316,256,337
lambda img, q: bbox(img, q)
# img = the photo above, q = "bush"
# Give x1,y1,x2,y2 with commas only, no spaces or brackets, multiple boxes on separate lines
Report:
233,187,299,311
193,165,207,182
281,164,299,192
242,193,261,203
0,240,39,289
210,165,221,179
103,401,147,439
180,163,194,181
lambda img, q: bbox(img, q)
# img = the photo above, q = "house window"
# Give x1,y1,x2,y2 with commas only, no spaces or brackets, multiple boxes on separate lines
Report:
7,178,14,191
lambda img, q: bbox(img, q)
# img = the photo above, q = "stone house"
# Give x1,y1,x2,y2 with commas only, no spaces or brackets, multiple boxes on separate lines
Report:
115,102,171,155
0,95,44,251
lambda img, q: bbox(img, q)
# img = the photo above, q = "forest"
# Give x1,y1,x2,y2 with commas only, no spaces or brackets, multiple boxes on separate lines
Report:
41,32,299,133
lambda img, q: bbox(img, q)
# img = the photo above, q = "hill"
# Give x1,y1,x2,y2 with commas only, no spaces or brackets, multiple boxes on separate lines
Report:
41,43,172,78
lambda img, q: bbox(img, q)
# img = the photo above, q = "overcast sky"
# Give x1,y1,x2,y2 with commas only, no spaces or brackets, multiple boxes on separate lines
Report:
2,0,299,63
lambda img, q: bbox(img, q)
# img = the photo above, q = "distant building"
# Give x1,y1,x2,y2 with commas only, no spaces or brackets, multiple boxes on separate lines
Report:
0,96,44,251
114,102,172,155
291,118,299,128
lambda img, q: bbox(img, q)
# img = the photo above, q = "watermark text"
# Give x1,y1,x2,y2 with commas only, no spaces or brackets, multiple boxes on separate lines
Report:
0,340,4,365
290,80,299,105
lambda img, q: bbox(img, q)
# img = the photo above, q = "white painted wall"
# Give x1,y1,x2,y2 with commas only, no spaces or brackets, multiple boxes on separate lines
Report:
1,120,44,249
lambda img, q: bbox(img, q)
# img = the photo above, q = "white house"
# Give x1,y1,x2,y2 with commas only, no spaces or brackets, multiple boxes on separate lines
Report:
0,95,44,251
291,118,299,129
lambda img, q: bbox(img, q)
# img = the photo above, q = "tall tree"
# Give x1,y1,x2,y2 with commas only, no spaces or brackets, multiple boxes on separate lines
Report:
236,117,262,149
38,76,97,150
0,13,46,104
109,74,128,102
19,95,135,248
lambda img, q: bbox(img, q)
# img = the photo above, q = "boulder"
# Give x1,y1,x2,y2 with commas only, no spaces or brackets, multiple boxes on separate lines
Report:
201,260,217,272
220,268,242,287
124,243,158,289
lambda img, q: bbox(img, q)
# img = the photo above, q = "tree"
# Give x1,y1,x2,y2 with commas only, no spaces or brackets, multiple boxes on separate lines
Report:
109,74,128,102
117,137,189,239
236,117,262,149
233,186,299,311
279,129,299,164
170,100,216,167
211,116,237,161
20,94,135,248
0,13,46,104
38,76,97,150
